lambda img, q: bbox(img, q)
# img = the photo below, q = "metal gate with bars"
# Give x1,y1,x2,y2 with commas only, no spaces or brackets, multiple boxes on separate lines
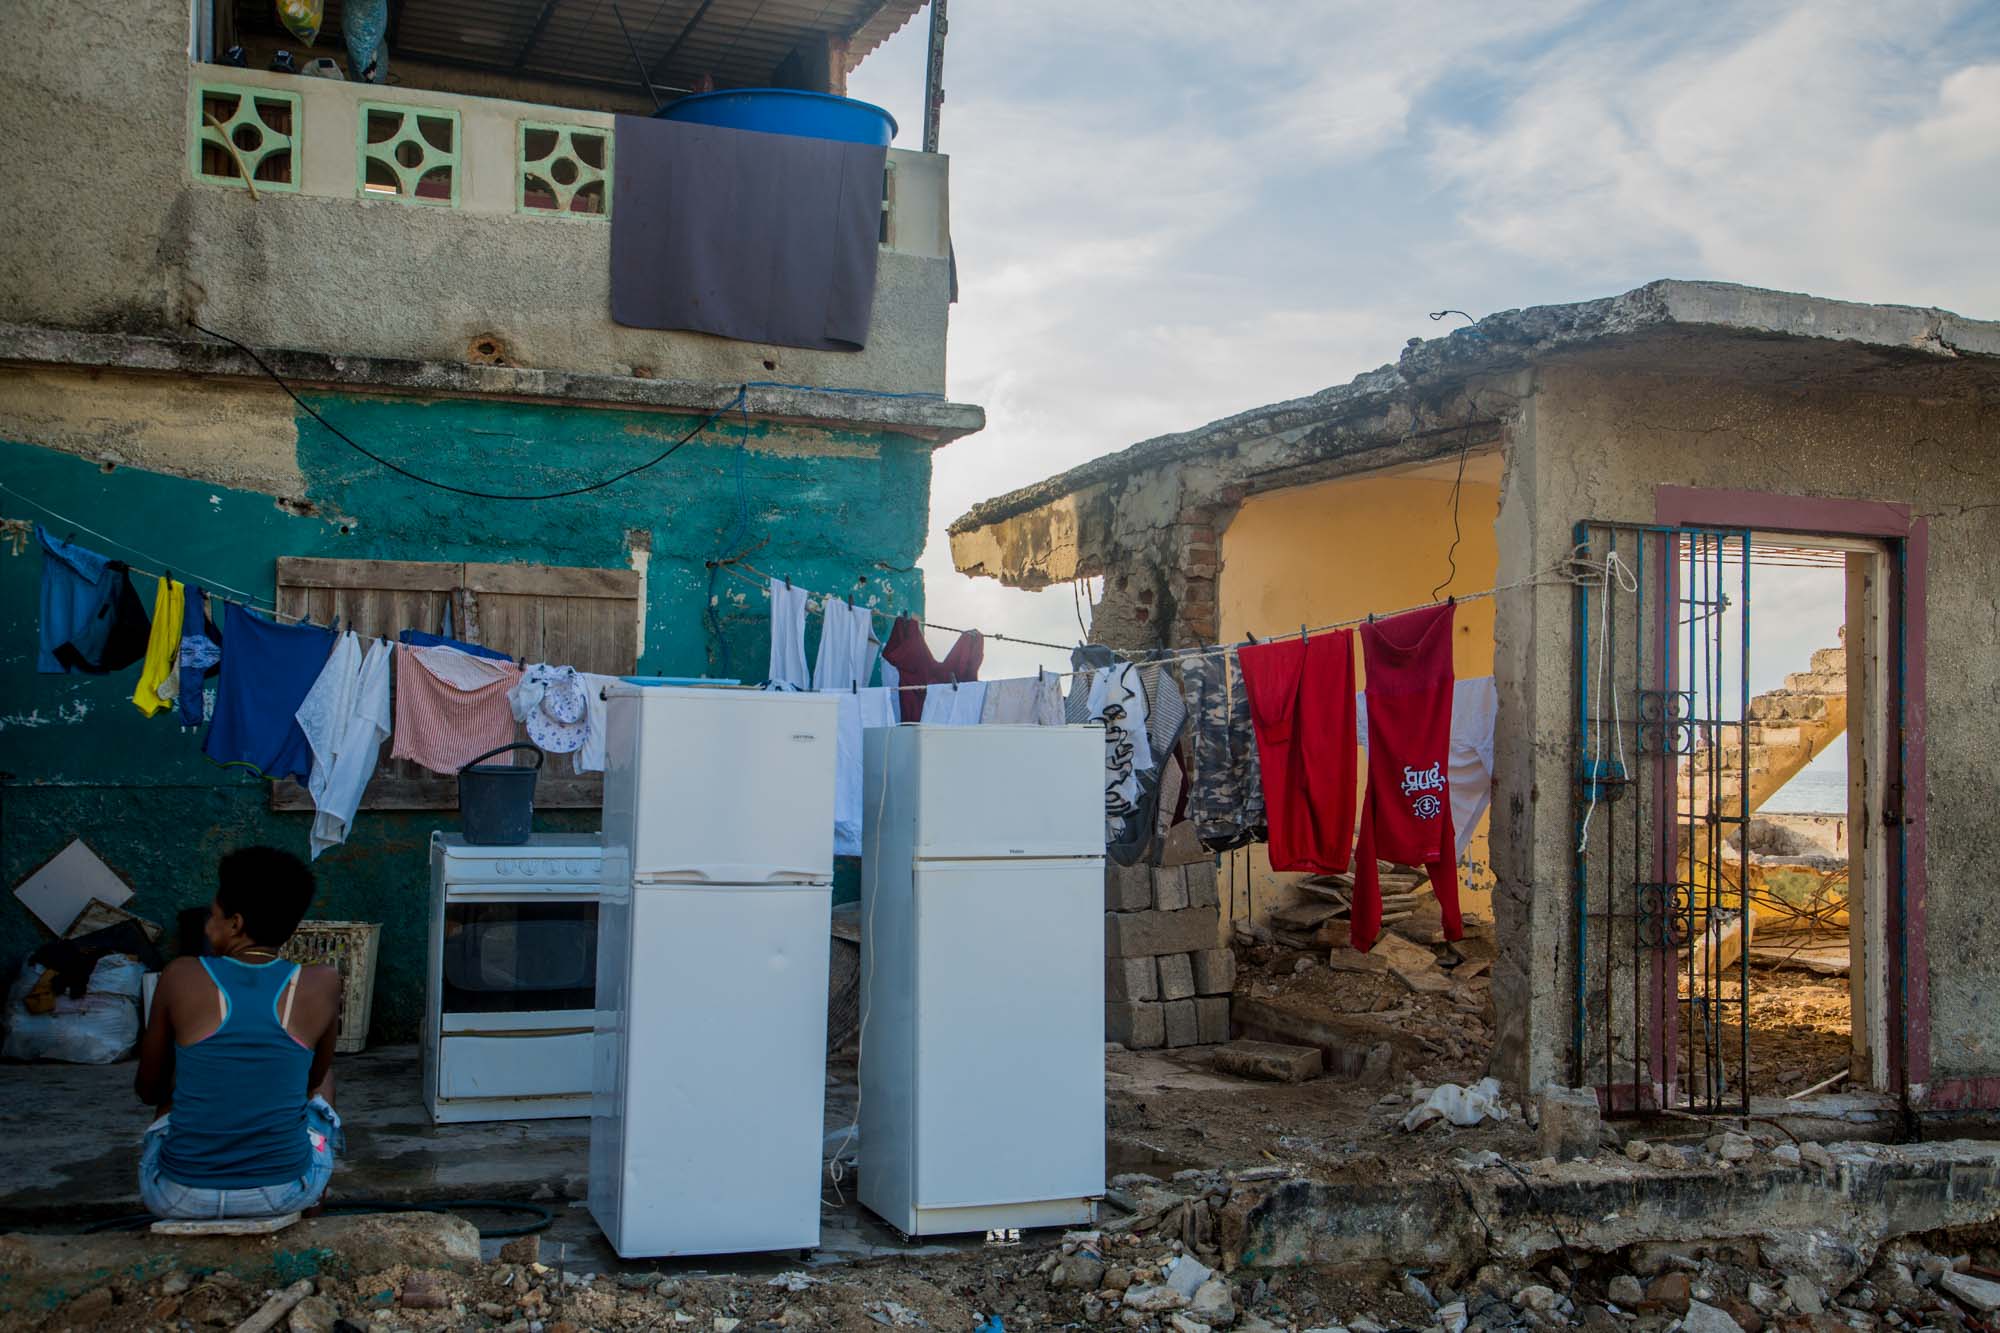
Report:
1569,521,1754,1114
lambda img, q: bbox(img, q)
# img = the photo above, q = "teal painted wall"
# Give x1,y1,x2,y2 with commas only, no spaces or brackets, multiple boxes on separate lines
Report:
0,389,928,1040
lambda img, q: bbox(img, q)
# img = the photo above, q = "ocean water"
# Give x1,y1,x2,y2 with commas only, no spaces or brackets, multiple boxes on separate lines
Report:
1761,740,1849,815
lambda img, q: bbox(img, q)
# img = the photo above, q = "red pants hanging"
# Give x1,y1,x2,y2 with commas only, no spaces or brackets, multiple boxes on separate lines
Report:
1238,632,1357,874
1352,603,1462,952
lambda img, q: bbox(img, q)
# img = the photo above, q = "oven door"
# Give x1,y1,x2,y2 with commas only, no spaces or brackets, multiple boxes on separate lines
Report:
439,892,598,1023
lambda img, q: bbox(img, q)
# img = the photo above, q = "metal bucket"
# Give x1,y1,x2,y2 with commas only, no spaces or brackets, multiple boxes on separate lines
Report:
457,742,544,846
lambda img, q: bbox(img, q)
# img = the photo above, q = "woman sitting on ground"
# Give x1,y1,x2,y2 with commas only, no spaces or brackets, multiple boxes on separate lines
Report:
134,847,344,1219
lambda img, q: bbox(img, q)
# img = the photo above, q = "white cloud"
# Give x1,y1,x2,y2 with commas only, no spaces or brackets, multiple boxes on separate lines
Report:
844,1,2000,681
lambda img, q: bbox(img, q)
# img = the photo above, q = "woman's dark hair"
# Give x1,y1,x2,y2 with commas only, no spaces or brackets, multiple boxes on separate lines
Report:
215,846,317,946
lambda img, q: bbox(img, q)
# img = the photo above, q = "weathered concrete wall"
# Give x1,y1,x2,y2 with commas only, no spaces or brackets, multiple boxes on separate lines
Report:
0,374,932,1039
1215,465,1502,936
1494,362,2000,1094
0,0,953,395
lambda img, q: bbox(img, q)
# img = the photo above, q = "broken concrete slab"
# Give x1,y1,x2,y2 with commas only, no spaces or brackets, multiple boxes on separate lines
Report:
1107,907,1221,959
1212,1040,1322,1084
1229,997,1419,1078
1939,1270,2000,1313
0,1214,479,1317
1217,1140,2000,1278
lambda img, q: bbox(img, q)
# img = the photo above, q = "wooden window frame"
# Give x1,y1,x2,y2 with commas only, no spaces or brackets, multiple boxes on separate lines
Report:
269,557,641,811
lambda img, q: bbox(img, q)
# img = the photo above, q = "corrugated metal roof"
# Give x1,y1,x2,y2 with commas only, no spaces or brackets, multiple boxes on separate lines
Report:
232,0,924,97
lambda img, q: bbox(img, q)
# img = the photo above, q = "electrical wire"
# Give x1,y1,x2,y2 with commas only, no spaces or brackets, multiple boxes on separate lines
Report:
1431,438,1472,602
186,320,745,501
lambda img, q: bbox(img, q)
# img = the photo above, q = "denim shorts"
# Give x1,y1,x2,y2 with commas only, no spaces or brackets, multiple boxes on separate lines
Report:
139,1097,342,1220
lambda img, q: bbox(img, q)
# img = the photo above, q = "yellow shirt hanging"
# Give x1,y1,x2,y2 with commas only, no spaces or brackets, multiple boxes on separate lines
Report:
133,575,185,717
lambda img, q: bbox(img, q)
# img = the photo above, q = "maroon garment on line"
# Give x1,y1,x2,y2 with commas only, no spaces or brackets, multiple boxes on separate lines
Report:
880,617,984,722
1237,632,1358,875
1352,603,1461,953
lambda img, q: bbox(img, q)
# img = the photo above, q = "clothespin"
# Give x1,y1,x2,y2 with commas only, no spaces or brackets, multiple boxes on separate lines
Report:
851,681,858,694
1447,594,1456,606
1300,624,1308,643
784,575,792,590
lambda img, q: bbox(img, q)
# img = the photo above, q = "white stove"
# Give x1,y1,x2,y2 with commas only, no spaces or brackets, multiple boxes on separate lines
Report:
424,833,603,1123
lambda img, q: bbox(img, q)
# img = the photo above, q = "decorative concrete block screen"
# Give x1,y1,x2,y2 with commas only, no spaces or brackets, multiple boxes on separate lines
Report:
358,102,460,206
518,122,610,217
192,83,302,192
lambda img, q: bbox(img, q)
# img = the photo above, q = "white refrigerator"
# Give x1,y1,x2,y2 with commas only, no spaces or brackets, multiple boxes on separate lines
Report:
859,723,1107,1237
590,685,839,1258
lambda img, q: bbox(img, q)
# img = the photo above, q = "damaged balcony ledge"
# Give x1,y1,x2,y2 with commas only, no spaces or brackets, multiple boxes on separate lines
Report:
0,324,987,444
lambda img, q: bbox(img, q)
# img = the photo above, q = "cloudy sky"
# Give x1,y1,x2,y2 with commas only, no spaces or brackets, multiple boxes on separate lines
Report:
849,0,2000,684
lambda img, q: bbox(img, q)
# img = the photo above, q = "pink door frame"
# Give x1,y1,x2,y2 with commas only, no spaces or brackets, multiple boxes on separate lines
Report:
1651,486,1958,1109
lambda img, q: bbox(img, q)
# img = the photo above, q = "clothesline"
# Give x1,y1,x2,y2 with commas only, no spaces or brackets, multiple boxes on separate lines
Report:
0,481,308,622
718,557,1562,675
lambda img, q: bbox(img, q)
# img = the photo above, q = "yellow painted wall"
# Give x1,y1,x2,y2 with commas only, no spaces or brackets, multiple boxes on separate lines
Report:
1216,464,1502,936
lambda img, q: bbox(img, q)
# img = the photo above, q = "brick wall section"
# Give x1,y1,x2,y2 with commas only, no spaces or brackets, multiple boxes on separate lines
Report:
1105,859,1236,1049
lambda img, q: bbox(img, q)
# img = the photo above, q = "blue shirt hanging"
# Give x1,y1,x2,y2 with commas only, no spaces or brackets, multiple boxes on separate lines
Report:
177,586,225,728
203,601,335,782
36,525,151,675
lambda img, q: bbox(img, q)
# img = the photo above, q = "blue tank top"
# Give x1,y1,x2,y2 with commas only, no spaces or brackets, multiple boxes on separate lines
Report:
158,958,314,1188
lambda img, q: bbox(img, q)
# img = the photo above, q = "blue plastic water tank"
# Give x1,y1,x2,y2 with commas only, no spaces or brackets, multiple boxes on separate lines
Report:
656,88,898,146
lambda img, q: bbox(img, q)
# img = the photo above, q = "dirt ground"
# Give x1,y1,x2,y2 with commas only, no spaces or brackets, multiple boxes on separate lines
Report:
1696,966,1853,1100
1104,918,1535,1180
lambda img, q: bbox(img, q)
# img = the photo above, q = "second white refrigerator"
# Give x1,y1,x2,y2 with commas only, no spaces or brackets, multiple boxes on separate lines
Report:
859,723,1107,1237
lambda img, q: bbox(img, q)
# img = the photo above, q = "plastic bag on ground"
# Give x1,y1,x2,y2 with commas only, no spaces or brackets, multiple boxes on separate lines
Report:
1400,1075,1507,1132
2,955,145,1063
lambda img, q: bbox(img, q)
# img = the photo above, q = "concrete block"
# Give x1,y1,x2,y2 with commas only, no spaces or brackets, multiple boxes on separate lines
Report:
1195,996,1231,1045
1107,1001,1165,1050
1107,956,1158,1002
1185,859,1219,909
1106,864,1153,912
1212,1039,1322,1083
1192,947,1237,995
1152,865,1190,912
1105,905,1221,958
1537,1085,1602,1162
1157,952,1196,1001
1162,999,1198,1048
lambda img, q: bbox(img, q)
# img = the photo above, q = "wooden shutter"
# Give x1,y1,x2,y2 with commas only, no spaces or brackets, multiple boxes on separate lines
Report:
270,557,641,811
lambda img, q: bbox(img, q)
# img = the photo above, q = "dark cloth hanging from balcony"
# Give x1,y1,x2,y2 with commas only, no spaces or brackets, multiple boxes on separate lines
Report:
609,117,887,352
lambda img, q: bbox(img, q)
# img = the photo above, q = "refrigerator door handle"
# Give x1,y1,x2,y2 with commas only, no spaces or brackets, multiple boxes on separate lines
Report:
634,866,831,885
